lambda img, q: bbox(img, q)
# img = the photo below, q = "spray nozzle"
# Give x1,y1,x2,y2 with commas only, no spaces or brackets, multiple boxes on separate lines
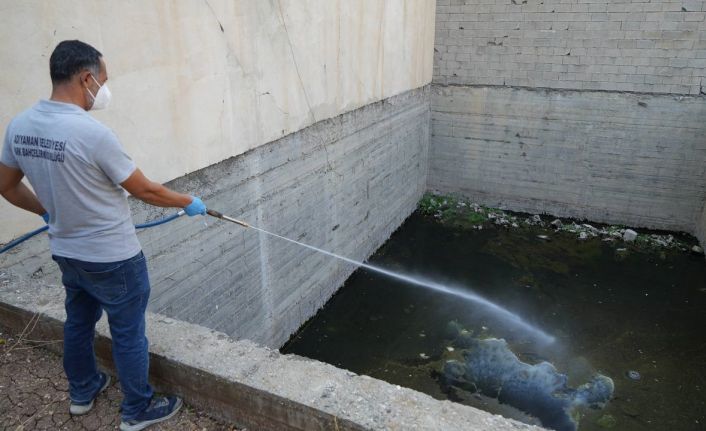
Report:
206,209,224,219
206,209,250,228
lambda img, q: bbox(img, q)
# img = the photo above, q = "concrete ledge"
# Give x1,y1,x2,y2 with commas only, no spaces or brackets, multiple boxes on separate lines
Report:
0,276,543,431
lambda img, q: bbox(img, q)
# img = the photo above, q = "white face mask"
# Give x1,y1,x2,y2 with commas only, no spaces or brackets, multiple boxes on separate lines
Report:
87,74,111,110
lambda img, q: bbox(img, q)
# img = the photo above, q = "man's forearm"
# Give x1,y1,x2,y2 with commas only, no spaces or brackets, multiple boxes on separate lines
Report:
120,169,193,209
133,182,193,208
1,182,46,215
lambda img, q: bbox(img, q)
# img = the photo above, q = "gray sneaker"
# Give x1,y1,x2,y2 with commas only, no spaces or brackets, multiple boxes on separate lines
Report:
119,396,183,431
69,372,111,415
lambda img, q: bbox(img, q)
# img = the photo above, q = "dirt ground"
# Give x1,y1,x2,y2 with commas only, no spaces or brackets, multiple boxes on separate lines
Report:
0,324,239,431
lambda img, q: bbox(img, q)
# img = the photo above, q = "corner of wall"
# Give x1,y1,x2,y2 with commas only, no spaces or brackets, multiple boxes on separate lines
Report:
698,201,706,251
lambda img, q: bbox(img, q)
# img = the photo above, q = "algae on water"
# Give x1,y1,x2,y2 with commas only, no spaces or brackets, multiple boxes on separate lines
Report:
419,192,700,255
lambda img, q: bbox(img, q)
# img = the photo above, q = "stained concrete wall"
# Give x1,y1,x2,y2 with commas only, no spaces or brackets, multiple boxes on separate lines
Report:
430,0,706,235
434,0,706,94
0,0,435,243
0,87,431,348
429,86,706,232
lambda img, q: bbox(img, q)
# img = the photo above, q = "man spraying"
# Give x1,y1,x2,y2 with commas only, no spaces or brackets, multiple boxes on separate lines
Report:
0,40,206,431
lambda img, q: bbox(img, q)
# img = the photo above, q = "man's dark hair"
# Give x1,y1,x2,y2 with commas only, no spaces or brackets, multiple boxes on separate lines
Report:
49,40,102,84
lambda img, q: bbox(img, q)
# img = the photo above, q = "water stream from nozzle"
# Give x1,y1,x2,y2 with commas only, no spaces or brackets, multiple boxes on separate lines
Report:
244,223,555,344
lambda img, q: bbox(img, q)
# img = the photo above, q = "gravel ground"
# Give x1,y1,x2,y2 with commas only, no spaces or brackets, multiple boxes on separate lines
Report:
0,324,239,431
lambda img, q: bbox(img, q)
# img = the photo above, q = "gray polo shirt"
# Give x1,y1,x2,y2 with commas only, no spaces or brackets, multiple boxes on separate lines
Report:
1,99,141,262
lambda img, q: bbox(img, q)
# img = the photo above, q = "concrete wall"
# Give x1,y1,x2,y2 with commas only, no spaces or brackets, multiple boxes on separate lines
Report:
0,87,431,349
0,0,435,243
431,0,706,235
429,86,706,231
434,0,706,94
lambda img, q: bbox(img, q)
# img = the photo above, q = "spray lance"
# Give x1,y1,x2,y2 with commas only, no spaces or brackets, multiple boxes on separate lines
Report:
206,209,250,228
203,208,554,344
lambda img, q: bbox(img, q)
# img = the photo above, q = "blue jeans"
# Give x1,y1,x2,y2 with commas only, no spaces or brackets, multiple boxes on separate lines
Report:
53,251,153,420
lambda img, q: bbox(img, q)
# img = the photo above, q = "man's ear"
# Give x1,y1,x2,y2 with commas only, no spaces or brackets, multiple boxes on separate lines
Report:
78,70,92,88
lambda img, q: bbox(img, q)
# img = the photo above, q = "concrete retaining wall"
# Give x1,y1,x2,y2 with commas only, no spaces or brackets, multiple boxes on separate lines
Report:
0,86,431,349
434,0,706,94
429,85,706,232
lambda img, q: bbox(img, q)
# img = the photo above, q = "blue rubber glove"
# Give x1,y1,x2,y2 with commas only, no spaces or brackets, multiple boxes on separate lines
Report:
41,213,50,224
184,196,206,216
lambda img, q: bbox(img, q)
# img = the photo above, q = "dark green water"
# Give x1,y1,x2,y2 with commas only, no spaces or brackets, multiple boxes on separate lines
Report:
281,212,706,431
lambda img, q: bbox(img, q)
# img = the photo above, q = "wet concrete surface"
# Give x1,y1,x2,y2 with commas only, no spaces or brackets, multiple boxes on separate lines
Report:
0,324,238,431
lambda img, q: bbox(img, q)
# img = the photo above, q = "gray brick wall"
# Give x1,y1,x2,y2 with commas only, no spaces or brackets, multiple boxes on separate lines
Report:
0,87,431,349
141,87,431,348
429,85,706,232
135,87,430,348
434,0,706,94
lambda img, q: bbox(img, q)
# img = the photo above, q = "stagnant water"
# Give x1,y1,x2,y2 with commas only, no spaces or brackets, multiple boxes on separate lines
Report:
282,211,706,431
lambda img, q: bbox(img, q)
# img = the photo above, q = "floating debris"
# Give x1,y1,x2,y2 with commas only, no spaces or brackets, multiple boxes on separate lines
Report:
419,353,429,359
596,414,617,428
626,370,641,380
419,192,698,254
583,224,599,234
443,328,614,431
623,229,638,242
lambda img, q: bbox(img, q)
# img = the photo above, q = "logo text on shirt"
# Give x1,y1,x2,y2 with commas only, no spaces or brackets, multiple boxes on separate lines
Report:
13,134,66,163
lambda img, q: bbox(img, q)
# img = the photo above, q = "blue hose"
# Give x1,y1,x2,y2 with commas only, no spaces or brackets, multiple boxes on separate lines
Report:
135,210,185,229
0,210,186,255
0,225,49,255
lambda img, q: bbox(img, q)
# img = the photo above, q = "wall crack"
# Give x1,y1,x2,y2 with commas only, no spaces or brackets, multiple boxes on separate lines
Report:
276,0,317,124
